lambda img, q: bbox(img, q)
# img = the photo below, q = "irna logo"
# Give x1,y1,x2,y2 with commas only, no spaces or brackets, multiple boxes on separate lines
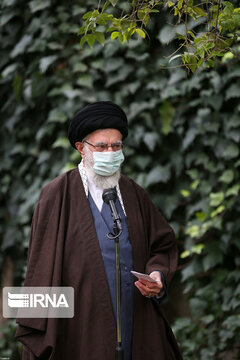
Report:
8,292,69,308
3,287,74,318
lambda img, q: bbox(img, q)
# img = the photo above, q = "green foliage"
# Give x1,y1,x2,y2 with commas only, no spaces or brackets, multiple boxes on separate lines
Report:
0,0,240,359
78,0,162,46
0,320,22,359
173,269,240,359
79,0,240,72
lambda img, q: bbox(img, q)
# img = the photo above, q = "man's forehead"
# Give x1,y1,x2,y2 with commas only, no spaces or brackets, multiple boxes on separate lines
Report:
87,128,122,141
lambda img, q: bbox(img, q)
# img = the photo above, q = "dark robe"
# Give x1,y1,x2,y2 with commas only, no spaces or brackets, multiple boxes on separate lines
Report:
15,168,182,360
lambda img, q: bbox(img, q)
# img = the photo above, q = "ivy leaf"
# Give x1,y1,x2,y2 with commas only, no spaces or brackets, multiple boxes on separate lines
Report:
135,28,146,38
135,155,152,170
192,244,205,254
29,0,50,13
203,248,223,271
210,205,225,218
80,35,87,47
91,59,105,70
39,55,57,73
159,101,175,135
83,11,93,20
226,184,240,197
181,250,191,259
210,192,225,207
2,63,17,77
95,32,105,45
52,137,69,149
194,7,206,17
111,31,119,40
181,190,190,197
158,25,175,44
72,63,88,73
109,0,118,6
78,25,86,35
137,10,145,21
0,9,18,26
223,144,239,159
48,109,67,123
102,1,111,12
201,314,214,325
10,35,32,58
186,225,200,238
181,259,203,281
196,212,206,221
190,180,200,190
146,164,171,186
219,169,234,183
189,56,197,73
183,128,197,149
143,132,159,152
186,169,199,179
226,84,240,100
86,34,95,48
76,74,93,88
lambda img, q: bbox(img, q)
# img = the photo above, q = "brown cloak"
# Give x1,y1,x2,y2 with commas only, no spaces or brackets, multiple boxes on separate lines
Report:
15,168,182,360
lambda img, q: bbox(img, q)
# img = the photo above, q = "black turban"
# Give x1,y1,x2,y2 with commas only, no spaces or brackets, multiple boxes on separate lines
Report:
68,101,128,148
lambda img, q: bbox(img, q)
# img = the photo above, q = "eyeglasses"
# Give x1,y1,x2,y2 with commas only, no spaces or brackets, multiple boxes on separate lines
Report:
83,140,123,152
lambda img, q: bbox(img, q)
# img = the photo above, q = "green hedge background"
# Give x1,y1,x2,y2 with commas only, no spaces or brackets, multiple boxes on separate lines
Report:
0,0,240,359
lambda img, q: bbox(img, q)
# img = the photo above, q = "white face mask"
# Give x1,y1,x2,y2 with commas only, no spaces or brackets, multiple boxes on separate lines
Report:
92,150,124,176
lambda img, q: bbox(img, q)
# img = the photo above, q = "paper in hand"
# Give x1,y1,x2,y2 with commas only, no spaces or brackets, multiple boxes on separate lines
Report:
131,271,157,283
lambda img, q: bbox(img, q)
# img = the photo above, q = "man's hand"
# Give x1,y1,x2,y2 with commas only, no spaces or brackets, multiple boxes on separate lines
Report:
134,271,163,298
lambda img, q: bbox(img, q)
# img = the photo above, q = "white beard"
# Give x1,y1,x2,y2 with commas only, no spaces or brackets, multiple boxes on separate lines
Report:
84,145,120,190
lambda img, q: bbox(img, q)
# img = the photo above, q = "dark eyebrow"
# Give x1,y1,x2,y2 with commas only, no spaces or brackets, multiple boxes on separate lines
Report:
95,141,122,145
95,142,107,146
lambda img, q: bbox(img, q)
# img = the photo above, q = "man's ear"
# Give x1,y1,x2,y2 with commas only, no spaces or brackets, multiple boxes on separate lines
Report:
75,142,84,156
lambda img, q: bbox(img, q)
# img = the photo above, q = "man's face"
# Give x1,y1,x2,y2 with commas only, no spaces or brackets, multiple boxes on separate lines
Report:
75,128,122,163
75,128,123,189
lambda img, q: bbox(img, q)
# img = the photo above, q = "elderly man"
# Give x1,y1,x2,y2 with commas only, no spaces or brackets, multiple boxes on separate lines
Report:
16,101,182,360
